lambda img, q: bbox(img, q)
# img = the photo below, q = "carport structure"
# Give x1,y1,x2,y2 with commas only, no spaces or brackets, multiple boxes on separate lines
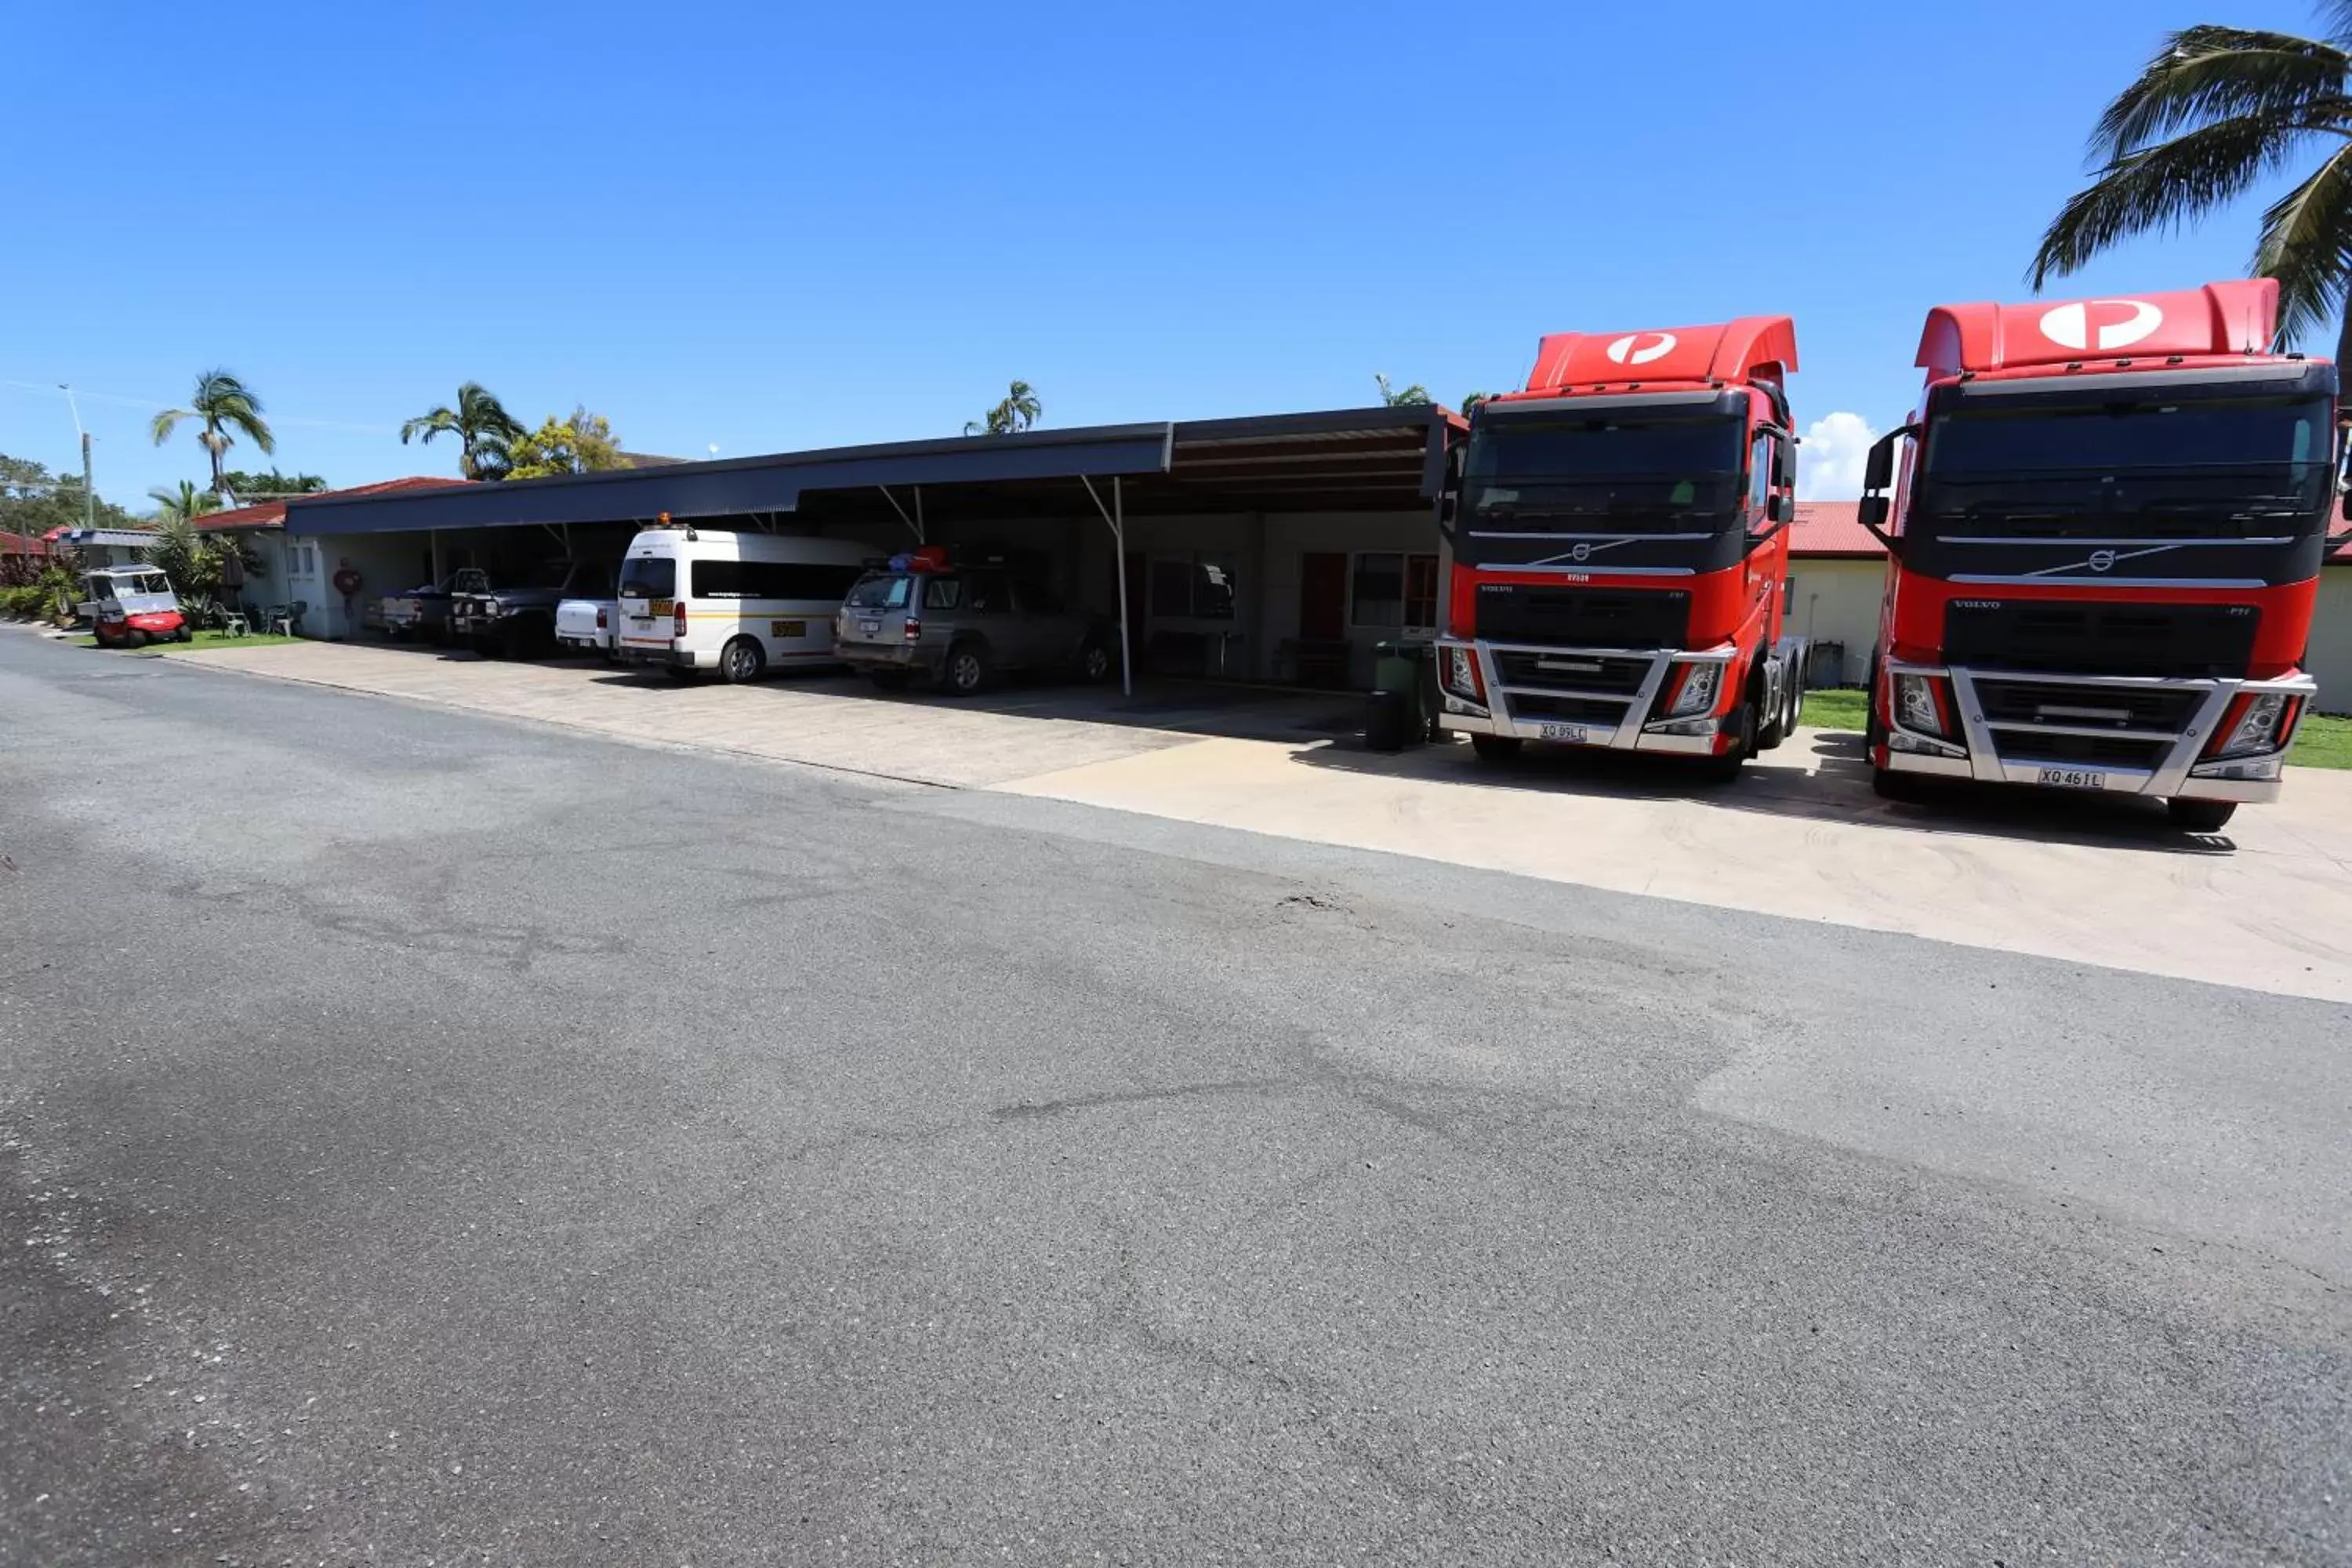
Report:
287,405,1463,691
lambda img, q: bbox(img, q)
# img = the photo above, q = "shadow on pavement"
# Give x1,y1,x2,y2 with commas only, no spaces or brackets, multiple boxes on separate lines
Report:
1288,727,2238,857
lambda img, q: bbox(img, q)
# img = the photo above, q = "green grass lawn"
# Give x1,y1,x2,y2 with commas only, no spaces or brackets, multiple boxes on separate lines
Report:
1799,686,2352,770
78,630,306,654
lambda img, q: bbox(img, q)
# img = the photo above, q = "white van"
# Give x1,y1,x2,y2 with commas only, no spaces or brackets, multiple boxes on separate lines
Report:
614,527,874,682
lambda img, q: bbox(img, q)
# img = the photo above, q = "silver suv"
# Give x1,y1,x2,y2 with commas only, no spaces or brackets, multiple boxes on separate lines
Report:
833,566,1114,695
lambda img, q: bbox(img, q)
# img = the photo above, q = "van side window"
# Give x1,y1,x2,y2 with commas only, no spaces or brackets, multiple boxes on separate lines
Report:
693,561,872,600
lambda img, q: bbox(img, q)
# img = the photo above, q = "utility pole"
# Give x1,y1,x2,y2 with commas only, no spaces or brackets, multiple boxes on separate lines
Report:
59,384,93,532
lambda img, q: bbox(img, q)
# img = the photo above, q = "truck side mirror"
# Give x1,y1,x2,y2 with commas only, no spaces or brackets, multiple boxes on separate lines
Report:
1769,494,1794,525
1772,430,1796,489
1861,428,1900,495
1858,495,1889,532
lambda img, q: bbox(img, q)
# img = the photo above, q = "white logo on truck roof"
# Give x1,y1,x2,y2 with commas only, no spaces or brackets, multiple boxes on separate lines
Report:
1605,332,1678,366
2038,299,2162,353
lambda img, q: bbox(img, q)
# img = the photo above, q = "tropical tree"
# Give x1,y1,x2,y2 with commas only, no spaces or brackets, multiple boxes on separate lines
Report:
1460,390,1494,412
401,382,527,481
150,370,274,495
148,481,220,527
964,380,1043,436
220,468,328,499
505,406,633,480
1374,373,1432,406
2031,5,2352,372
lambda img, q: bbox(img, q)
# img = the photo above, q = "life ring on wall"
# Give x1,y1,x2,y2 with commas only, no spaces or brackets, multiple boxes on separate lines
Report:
332,566,364,597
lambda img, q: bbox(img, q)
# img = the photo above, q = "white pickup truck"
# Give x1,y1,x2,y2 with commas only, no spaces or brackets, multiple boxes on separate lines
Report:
554,596,619,657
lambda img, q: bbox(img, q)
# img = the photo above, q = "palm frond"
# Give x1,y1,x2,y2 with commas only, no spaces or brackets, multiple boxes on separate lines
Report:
150,408,191,445
2092,26,2352,161
402,408,456,445
2251,140,2352,345
2325,0,2352,51
2030,112,2322,286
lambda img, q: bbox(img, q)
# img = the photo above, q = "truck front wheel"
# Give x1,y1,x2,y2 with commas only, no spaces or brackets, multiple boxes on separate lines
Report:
1469,735,1523,763
2167,798,2238,833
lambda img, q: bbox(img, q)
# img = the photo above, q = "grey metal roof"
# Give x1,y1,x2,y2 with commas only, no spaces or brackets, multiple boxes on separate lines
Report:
285,405,1460,537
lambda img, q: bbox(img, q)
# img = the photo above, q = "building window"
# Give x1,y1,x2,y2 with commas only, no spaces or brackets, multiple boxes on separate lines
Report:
1352,552,1438,630
1149,554,1237,619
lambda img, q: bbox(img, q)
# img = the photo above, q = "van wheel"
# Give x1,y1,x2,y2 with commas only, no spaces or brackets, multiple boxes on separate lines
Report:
1077,638,1114,684
2167,797,2237,833
941,641,990,697
719,635,766,684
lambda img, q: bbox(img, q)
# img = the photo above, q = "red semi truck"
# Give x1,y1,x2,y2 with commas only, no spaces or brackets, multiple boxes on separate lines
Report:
1855,279,2350,830
1433,318,1809,778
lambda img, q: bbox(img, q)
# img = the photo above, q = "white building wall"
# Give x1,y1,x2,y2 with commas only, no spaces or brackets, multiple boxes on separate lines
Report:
1784,557,1886,686
2310,563,2352,713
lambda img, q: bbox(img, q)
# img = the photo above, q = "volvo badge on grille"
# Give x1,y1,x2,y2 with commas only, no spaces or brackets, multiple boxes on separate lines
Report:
2089,550,2118,572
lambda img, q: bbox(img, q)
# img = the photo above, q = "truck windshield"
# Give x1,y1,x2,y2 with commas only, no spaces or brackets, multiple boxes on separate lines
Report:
1915,390,2332,543
618,558,675,599
1458,411,1746,571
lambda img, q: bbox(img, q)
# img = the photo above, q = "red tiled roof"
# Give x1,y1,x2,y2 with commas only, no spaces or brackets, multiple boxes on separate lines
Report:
195,476,470,532
1789,501,1883,558
2,530,51,556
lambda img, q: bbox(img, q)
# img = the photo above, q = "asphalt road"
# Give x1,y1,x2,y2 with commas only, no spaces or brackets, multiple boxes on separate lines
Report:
2,629,2347,1567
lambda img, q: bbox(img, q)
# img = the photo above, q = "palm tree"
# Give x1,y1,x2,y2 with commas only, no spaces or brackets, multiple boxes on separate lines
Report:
964,380,1043,436
2031,6,2352,372
1374,373,1432,406
401,382,527,481
148,481,220,526
150,370,274,497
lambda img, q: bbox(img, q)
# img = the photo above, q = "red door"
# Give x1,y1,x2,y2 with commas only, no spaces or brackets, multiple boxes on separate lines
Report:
1299,552,1347,641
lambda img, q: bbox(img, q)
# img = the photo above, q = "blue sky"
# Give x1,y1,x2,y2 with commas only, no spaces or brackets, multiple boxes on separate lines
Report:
2,0,2334,506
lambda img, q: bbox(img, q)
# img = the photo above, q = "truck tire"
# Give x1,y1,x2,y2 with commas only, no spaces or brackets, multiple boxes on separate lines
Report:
498,619,532,660
2166,798,2238,833
1756,664,1789,751
1697,700,1756,782
719,635,766,684
1077,637,1114,684
940,640,990,697
1469,734,1523,763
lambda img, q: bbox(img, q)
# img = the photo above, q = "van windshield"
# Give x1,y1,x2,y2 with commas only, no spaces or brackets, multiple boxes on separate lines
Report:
844,574,912,610
618,557,676,599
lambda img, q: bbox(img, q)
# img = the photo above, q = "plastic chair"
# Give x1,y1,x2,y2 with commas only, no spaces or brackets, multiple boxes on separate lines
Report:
221,612,249,637
269,601,304,637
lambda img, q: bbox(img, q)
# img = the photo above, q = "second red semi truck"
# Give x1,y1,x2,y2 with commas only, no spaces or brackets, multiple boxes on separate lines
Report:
1433,318,1809,778
1856,279,2350,830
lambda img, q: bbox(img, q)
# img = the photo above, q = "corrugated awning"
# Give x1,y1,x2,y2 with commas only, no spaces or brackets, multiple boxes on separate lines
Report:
287,423,1176,536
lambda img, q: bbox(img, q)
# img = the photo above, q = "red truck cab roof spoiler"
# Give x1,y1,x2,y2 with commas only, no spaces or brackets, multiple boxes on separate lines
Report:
1916,279,2287,379
1504,315,1798,401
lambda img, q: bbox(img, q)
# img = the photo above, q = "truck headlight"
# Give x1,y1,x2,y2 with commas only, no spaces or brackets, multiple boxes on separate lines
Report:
1894,673,1947,737
2212,691,2292,759
1667,662,1719,717
1441,644,1485,703
485,599,503,616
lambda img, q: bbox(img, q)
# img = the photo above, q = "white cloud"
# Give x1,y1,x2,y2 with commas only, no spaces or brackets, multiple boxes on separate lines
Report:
1797,411,1880,501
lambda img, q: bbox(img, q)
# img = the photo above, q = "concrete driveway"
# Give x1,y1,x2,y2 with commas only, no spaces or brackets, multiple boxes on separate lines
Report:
177,638,2352,1001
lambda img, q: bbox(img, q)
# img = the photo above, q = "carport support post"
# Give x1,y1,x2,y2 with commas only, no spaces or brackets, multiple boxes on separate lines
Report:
1083,474,1132,696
